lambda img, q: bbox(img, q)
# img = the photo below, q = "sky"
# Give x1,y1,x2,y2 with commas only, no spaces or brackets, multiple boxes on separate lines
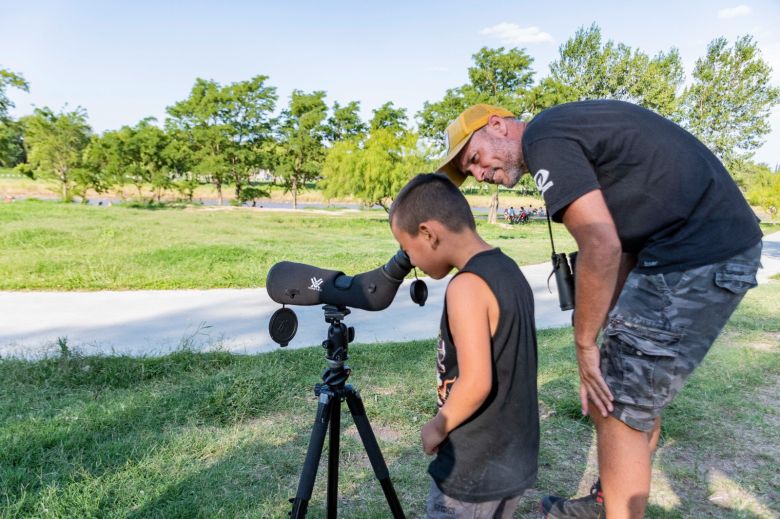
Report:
2,0,780,167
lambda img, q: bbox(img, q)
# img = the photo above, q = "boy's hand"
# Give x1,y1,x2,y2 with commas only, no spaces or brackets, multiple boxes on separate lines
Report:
421,417,447,455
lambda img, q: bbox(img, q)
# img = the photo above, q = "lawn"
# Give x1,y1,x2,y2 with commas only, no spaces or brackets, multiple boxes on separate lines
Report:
0,200,577,290
0,282,777,518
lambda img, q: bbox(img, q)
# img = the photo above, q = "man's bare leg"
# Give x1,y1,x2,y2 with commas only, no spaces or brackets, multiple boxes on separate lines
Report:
591,412,655,519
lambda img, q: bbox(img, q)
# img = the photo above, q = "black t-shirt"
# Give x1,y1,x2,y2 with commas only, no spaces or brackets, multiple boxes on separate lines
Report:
522,100,762,273
428,248,539,502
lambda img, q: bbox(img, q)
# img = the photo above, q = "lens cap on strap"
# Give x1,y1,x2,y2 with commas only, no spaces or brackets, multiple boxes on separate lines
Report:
269,307,298,347
410,280,428,307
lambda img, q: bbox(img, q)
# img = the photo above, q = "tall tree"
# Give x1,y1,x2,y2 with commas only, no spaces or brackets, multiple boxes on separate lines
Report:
133,119,171,202
18,107,91,201
83,119,170,201
370,102,408,135
417,47,536,149
548,23,684,117
163,127,198,201
325,101,366,144
82,129,127,195
219,76,277,200
0,67,29,167
274,90,328,209
166,76,276,205
0,120,26,168
680,35,780,170
0,67,28,118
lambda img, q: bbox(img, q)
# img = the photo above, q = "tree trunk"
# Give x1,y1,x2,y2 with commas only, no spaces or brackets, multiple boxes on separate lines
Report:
488,186,499,224
216,179,223,206
292,177,298,210
59,169,70,202
233,170,242,201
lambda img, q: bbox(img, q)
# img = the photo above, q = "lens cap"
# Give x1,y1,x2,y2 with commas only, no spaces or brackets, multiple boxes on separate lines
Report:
410,280,428,307
269,307,298,347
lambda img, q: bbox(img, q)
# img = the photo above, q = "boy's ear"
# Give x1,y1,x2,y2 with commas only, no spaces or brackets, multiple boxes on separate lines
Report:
418,221,439,249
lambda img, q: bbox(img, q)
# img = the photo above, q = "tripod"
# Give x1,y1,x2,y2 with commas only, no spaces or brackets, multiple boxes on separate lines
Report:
290,305,405,518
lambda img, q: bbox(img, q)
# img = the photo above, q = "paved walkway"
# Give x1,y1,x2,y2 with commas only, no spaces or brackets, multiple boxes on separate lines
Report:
2,232,778,359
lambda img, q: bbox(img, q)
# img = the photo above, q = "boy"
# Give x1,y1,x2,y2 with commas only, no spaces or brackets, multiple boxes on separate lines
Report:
389,173,539,518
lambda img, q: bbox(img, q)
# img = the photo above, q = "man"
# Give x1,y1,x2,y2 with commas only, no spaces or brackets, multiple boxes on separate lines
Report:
437,101,763,519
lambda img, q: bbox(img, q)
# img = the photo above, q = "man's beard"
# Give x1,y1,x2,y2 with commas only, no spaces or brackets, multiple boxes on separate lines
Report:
503,167,522,188
488,134,524,187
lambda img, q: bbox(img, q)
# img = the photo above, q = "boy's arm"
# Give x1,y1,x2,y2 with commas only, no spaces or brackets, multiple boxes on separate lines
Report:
422,272,495,455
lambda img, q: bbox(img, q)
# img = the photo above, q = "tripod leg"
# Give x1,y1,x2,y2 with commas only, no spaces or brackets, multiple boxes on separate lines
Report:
291,391,335,519
327,394,341,519
345,386,406,519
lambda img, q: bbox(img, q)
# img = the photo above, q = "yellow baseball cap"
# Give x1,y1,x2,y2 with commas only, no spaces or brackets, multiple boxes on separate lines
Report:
437,104,515,186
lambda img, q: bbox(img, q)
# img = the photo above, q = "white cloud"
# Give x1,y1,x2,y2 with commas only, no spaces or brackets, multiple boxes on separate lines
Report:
480,23,554,45
717,5,752,19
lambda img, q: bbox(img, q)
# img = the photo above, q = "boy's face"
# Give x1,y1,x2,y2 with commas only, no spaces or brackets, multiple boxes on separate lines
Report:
390,220,452,280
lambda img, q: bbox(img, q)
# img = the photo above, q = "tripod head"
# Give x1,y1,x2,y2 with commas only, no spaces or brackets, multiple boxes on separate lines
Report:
319,305,354,390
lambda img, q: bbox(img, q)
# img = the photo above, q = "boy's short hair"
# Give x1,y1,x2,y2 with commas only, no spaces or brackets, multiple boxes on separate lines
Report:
390,173,476,235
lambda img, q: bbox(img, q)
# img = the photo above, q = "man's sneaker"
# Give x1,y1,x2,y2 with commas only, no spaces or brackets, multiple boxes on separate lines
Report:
540,479,604,518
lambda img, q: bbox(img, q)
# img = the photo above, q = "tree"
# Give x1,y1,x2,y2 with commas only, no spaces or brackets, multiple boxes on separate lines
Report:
274,90,328,209
680,35,780,170
0,67,28,118
82,129,127,195
0,120,26,168
133,119,171,202
83,119,170,201
219,76,277,200
524,77,580,115
548,23,684,117
163,127,199,201
0,67,29,167
468,46,535,103
18,107,92,201
325,101,366,144
370,102,408,135
417,47,536,149
740,161,780,215
321,128,433,211
167,76,277,205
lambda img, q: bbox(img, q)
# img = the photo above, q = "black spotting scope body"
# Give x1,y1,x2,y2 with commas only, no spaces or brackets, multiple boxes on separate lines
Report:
266,249,413,311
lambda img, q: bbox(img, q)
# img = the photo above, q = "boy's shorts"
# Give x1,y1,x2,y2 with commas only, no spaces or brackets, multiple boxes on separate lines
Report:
600,241,762,432
426,481,522,519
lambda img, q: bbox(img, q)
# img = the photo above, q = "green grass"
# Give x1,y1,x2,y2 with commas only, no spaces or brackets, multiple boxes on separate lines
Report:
1,283,778,518
0,200,576,290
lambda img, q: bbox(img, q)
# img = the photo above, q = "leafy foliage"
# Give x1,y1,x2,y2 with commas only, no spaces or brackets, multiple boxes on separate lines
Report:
0,67,29,167
548,23,684,117
321,128,433,210
166,76,277,204
324,100,367,144
273,90,328,209
417,47,537,150
680,35,780,170
17,107,92,201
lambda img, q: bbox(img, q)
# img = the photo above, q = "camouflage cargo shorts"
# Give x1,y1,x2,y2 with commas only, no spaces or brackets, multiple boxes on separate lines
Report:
601,241,763,432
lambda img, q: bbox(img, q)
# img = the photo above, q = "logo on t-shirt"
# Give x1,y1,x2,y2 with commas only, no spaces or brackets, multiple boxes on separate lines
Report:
534,169,554,195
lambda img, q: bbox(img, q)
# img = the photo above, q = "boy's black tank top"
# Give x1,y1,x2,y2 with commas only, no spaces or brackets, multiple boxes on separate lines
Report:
428,248,539,502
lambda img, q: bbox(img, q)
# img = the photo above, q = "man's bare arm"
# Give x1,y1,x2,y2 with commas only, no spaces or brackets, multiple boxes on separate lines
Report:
561,189,622,417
